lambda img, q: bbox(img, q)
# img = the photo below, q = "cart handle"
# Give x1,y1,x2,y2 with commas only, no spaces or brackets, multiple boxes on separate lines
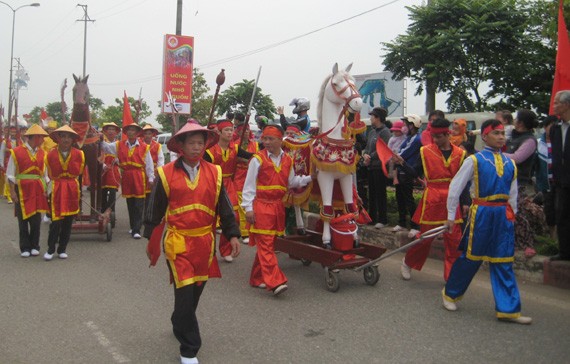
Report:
354,226,448,272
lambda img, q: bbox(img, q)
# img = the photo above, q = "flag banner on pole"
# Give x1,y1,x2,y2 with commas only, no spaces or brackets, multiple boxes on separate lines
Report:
162,34,194,114
376,138,394,178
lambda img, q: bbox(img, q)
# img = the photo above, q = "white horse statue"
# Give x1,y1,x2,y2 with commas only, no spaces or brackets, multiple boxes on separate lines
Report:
311,63,363,248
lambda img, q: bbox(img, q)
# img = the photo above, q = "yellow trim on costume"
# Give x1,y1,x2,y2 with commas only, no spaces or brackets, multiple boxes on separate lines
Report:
249,227,285,236
169,203,216,217
496,311,521,319
472,155,479,199
493,152,504,177
465,204,515,263
257,185,287,191
442,288,464,303
157,167,169,197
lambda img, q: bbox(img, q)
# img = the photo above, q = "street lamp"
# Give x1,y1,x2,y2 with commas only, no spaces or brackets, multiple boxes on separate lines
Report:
0,1,40,124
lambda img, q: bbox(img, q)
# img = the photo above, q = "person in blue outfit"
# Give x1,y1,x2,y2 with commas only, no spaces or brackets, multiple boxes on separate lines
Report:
441,119,532,325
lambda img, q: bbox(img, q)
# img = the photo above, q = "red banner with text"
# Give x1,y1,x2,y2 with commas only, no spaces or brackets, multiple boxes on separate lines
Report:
162,34,194,114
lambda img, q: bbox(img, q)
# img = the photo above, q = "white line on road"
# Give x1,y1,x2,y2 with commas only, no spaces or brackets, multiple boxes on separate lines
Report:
85,321,131,363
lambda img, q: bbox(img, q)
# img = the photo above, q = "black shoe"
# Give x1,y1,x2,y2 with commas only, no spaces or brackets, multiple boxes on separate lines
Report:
323,242,332,250
550,254,570,261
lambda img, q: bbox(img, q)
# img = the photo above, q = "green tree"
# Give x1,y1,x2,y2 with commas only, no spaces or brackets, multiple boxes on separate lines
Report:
99,97,152,128
382,0,557,113
216,79,276,120
156,68,214,133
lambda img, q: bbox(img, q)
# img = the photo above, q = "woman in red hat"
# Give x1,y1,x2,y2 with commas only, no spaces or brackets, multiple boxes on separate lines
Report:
144,120,241,364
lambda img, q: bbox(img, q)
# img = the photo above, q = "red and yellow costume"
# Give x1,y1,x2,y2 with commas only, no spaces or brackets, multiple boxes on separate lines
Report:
248,149,293,289
405,143,466,281
206,142,239,257
11,146,49,219
234,136,259,237
144,139,162,194
116,140,149,198
157,160,223,287
101,151,121,190
46,147,85,220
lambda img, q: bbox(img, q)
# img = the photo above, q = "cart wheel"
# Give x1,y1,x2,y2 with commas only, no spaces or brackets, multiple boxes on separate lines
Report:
111,212,116,228
301,259,312,266
324,268,340,292
363,266,380,286
106,222,113,242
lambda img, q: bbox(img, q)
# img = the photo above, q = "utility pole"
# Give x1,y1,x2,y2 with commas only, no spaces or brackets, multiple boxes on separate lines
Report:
76,4,95,78
425,0,435,114
173,0,183,131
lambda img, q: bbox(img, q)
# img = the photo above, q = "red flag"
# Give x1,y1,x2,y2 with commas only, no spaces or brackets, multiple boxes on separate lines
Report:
40,108,48,121
376,138,395,178
550,0,570,114
122,91,135,128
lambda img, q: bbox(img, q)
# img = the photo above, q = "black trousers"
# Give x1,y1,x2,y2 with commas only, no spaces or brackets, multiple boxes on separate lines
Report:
15,202,41,253
101,188,117,213
47,215,75,254
367,168,387,224
126,197,144,234
172,282,206,358
555,186,570,257
395,182,419,229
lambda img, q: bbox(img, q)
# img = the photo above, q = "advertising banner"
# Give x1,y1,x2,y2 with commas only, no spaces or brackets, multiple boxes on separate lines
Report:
162,34,194,114
353,72,404,117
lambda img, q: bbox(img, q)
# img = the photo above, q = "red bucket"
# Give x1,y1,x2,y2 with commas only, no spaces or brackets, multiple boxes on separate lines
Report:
330,214,358,251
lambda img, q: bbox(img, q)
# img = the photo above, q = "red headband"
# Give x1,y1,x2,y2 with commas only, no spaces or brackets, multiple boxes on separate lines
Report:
482,123,504,136
217,121,233,131
262,126,283,138
429,126,450,135
286,126,301,135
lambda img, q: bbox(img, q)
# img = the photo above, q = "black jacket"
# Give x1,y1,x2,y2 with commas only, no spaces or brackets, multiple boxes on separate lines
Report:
550,122,570,188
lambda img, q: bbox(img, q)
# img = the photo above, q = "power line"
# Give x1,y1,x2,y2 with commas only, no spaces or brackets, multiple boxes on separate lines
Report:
89,0,403,87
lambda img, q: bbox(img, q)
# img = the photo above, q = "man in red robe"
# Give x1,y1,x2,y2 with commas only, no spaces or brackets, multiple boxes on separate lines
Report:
242,124,312,295
6,124,49,257
394,118,467,281
144,120,240,364
44,125,85,260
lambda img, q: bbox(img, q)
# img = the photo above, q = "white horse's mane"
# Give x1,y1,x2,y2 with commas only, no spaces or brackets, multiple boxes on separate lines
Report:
317,73,332,131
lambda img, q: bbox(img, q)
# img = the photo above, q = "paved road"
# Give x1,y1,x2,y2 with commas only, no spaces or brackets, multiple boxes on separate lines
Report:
1,197,569,364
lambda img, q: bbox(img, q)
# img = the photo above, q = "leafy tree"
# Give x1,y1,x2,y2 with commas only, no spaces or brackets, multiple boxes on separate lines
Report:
156,68,214,133
99,97,151,128
216,79,276,120
382,0,560,113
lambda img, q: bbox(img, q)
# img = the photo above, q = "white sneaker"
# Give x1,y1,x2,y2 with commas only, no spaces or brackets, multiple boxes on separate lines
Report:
256,283,266,289
392,225,404,232
223,255,233,262
180,356,199,364
442,290,457,311
42,215,51,224
242,237,250,244
20,251,31,258
31,249,40,256
374,223,385,229
58,252,68,259
408,229,420,239
133,233,142,239
273,284,288,296
43,252,54,261
128,229,132,234
400,259,411,280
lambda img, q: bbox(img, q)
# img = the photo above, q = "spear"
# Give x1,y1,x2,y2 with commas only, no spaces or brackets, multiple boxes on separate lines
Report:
208,69,225,124
60,79,68,125
239,66,262,148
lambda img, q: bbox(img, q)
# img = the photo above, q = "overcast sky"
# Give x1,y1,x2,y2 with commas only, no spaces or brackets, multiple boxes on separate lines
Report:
0,0,443,125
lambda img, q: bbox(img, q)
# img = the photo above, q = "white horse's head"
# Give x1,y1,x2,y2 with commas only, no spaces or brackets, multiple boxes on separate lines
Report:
317,63,363,133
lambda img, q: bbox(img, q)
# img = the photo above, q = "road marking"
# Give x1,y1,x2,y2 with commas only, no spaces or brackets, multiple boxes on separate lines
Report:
85,321,130,363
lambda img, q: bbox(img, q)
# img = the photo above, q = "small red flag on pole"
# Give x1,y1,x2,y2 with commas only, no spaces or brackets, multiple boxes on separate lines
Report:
376,138,395,178
550,0,570,114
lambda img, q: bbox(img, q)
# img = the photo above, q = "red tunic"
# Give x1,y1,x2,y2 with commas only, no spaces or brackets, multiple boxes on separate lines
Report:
158,161,223,288
206,143,239,207
145,140,162,194
249,149,293,237
101,153,121,189
11,146,49,219
116,141,149,198
46,148,85,221
412,143,466,225
233,141,259,192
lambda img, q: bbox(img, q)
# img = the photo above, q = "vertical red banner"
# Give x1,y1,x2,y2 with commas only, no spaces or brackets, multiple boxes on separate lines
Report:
162,34,194,114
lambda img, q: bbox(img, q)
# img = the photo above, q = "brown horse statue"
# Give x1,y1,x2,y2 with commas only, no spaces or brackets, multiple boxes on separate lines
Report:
70,74,101,219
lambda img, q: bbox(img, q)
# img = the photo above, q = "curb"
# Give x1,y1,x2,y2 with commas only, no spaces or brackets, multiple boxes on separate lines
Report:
305,213,569,290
